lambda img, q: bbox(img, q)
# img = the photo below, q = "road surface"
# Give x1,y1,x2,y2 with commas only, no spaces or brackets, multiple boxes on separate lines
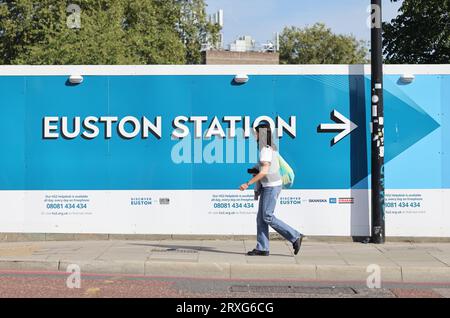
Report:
1,269,449,298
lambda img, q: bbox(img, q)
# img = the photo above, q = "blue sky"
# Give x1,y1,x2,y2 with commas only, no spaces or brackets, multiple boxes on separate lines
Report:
205,0,403,46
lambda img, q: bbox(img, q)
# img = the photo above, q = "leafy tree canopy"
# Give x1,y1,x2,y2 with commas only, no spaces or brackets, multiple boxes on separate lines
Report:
383,0,450,63
0,0,220,64
279,23,368,64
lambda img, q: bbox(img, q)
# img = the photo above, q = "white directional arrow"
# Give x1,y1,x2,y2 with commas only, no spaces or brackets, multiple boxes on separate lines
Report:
319,110,358,145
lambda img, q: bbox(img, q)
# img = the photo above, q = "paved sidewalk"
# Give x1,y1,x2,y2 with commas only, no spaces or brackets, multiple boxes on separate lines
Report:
1,239,450,283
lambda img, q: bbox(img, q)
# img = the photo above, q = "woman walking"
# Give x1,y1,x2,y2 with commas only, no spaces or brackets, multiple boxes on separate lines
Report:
239,123,304,256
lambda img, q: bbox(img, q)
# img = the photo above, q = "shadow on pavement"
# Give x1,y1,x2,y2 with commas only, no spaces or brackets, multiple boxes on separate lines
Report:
128,243,293,258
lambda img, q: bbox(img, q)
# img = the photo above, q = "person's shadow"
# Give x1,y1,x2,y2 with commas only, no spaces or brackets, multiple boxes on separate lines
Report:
129,243,292,257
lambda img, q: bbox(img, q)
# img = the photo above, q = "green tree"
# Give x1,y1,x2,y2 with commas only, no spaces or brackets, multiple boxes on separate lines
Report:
177,0,221,64
383,0,450,63
279,23,368,64
122,0,186,64
0,0,219,64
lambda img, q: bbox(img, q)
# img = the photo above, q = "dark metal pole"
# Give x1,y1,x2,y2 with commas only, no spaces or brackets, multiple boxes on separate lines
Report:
370,0,385,244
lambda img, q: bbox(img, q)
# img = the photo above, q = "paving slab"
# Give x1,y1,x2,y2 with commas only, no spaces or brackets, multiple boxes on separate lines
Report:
230,264,316,280
433,288,450,298
0,240,449,283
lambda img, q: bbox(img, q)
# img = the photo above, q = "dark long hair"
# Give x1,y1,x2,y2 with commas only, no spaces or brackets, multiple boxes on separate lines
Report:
255,123,277,151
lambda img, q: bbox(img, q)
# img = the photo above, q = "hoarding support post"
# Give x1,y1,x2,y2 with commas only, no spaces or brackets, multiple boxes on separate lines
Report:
370,0,385,244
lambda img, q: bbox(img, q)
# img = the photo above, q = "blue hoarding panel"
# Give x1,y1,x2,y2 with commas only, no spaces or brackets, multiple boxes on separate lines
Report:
0,74,446,190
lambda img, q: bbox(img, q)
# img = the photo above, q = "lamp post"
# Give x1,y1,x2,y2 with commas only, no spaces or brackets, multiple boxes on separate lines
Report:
370,0,385,244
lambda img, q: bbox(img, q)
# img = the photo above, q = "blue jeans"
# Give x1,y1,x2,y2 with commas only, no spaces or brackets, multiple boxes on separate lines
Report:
256,185,301,252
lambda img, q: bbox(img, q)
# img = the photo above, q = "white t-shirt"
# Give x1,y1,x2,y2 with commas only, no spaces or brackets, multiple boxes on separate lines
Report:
259,146,282,187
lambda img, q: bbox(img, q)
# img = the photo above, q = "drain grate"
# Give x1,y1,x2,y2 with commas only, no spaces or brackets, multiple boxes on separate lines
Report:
151,248,198,254
230,285,357,295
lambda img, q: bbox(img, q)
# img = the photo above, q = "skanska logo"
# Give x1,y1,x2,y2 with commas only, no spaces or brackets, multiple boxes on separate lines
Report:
308,199,327,203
